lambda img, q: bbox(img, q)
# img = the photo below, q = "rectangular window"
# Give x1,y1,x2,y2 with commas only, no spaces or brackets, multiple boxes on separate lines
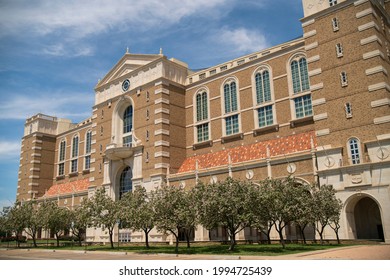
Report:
196,123,209,142
85,132,92,154
225,115,239,135
71,159,78,173
85,155,91,170
294,95,313,118
72,137,79,158
123,136,132,147
59,141,66,162
58,163,64,176
258,105,274,127
336,43,343,57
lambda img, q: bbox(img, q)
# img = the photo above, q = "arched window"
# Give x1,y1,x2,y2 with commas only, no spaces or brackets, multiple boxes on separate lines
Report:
119,166,132,199
348,138,361,165
255,70,271,104
58,140,66,176
84,131,92,170
291,57,310,94
224,81,238,113
223,80,239,136
195,91,209,143
71,135,79,173
196,91,208,122
122,105,133,147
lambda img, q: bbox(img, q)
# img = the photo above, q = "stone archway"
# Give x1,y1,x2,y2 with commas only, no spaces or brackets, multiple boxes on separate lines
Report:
345,195,384,241
354,197,384,241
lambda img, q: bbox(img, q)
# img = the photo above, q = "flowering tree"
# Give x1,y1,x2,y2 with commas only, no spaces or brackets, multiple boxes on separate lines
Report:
194,177,254,251
311,184,343,244
69,200,91,246
120,186,155,248
86,188,120,249
152,185,196,253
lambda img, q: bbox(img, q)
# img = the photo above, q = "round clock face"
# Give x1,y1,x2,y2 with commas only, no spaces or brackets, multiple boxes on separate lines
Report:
122,79,130,92
324,156,335,167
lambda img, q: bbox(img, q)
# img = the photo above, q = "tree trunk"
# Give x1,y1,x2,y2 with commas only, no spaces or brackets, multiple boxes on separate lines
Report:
185,229,192,248
55,233,60,247
277,229,285,249
297,224,307,244
109,229,114,249
228,230,236,251
143,228,150,249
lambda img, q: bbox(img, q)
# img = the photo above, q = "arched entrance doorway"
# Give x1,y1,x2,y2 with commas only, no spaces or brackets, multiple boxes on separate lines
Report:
354,197,384,241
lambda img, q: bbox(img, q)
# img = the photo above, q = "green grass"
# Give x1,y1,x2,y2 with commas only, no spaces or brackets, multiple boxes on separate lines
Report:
1,241,349,256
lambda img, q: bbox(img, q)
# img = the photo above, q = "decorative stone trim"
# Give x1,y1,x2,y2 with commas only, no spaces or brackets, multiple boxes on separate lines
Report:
358,21,380,32
307,55,320,63
356,8,375,19
371,98,390,108
313,113,328,121
363,50,385,60
154,108,170,114
301,18,315,28
368,82,390,92
315,129,330,137
311,98,326,106
309,68,322,77
154,140,170,147
154,129,170,136
310,82,324,91
154,118,170,125
366,66,388,76
155,98,170,105
360,35,382,46
155,88,170,95
305,42,318,51
374,115,390,125
155,163,169,169
303,30,317,39
154,151,170,158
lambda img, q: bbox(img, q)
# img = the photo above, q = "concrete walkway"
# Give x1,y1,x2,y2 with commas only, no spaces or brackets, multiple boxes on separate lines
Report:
0,244,389,260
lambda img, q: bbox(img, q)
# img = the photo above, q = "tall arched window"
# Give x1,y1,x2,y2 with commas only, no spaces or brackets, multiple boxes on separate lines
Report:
290,55,312,119
255,70,271,104
58,139,66,176
71,135,79,173
119,166,132,199
291,57,310,94
84,130,92,170
196,91,208,122
348,138,361,165
123,105,133,147
223,80,239,136
195,91,209,143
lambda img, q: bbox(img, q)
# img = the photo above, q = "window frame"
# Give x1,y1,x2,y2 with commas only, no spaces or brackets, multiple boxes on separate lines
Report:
70,134,79,174
84,130,92,170
348,137,362,165
221,77,241,137
193,87,211,144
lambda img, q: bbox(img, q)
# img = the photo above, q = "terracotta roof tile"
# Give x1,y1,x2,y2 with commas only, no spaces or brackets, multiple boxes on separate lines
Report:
45,178,89,197
177,131,316,173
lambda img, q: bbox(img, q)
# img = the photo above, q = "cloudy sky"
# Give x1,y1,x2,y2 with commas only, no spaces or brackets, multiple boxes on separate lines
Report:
0,0,304,209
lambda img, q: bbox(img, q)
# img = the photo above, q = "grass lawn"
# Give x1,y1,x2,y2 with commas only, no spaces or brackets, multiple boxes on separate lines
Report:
1,241,349,256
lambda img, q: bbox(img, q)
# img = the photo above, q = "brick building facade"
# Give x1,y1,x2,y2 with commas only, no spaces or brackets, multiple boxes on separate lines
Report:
17,0,390,243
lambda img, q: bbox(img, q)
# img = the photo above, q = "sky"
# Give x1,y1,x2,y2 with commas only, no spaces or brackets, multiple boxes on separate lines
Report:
0,0,304,210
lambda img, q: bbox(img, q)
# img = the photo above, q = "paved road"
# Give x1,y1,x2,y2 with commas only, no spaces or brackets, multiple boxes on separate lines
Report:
0,244,389,260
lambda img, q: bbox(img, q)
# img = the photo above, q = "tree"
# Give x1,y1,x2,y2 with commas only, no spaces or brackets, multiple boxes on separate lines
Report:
249,182,275,244
7,202,28,247
120,186,155,248
46,203,72,247
21,201,46,247
292,186,315,244
194,177,254,251
311,184,343,244
69,200,91,246
260,177,310,249
152,185,196,253
86,188,120,249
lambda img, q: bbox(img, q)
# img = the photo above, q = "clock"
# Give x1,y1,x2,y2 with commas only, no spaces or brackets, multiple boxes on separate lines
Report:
122,79,130,92
287,163,296,174
376,147,389,160
324,156,335,167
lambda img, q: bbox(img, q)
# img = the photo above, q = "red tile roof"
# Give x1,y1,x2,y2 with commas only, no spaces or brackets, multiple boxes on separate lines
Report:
45,178,89,197
177,131,316,173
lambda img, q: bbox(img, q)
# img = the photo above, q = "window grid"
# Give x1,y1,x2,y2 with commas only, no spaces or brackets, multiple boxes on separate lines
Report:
329,0,337,6
349,139,360,164
196,92,208,122
72,136,79,158
332,17,339,31
85,131,92,154
59,141,66,162
258,105,274,127
336,43,343,57
58,163,64,176
224,82,238,113
340,71,348,87
123,106,133,134
71,159,78,173
294,95,313,118
84,155,91,170
225,115,239,135
119,166,133,199
197,123,209,142
255,71,271,104
291,58,310,94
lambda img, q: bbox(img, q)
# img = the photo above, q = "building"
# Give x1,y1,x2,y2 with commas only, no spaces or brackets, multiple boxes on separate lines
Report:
17,0,390,243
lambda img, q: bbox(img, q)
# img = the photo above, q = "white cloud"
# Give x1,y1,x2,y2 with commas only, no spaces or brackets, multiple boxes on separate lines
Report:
218,27,269,54
0,91,94,121
0,0,230,38
42,43,94,57
0,141,21,160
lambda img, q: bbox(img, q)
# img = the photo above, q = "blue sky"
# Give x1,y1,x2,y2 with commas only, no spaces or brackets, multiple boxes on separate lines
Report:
0,0,304,210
